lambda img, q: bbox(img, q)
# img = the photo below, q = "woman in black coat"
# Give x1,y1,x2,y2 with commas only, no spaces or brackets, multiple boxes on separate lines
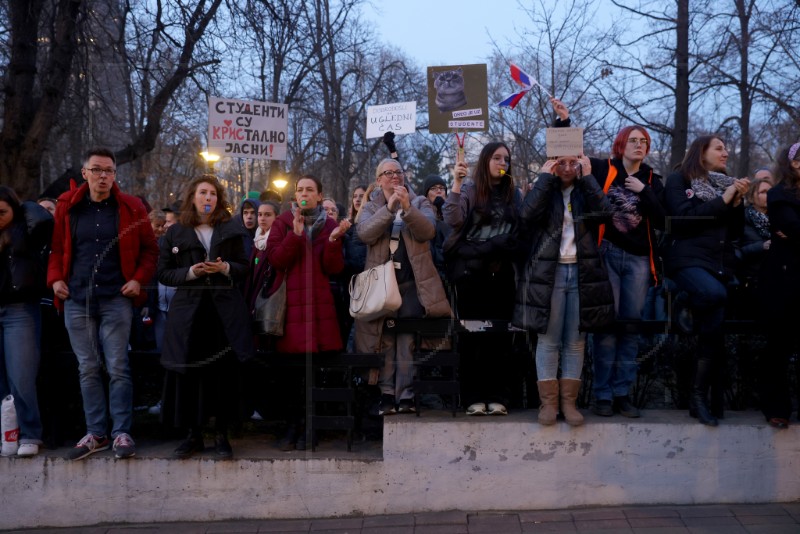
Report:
663,136,750,426
758,143,800,429
158,175,252,458
0,188,52,457
513,155,614,427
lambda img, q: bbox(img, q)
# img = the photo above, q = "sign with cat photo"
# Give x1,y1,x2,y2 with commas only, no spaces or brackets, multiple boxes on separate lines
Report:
426,64,489,134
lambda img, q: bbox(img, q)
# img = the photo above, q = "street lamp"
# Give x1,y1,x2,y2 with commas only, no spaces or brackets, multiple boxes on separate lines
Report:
200,151,220,173
272,178,288,190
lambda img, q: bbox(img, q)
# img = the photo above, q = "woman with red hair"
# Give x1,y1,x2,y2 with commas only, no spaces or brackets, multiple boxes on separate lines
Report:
552,100,665,419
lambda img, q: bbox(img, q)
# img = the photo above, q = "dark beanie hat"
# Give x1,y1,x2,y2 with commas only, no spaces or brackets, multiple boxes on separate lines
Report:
422,174,447,196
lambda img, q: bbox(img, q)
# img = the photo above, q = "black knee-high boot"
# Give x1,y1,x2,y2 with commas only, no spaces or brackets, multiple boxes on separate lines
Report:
690,356,718,426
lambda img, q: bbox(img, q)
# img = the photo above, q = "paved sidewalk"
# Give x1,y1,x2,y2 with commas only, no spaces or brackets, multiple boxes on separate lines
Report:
10,503,800,533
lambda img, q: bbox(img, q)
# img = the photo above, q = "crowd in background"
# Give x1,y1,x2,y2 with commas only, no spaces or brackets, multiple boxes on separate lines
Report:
1,102,799,460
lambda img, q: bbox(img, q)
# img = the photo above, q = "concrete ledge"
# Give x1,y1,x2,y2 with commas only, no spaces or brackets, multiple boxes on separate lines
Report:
3,410,799,529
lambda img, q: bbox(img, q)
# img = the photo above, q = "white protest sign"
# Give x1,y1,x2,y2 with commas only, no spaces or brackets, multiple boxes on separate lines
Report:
208,97,288,160
546,128,584,157
366,101,417,139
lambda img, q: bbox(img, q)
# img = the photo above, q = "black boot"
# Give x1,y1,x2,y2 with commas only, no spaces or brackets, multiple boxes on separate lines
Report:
174,428,205,459
690,358,718,427
278,423,299,451
214,433,233,459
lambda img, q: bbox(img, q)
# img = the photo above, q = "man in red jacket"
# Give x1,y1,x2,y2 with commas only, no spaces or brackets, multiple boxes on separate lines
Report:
48,147,158,460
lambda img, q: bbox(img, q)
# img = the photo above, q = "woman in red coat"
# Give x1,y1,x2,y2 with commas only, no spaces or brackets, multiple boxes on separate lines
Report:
266,175,350,449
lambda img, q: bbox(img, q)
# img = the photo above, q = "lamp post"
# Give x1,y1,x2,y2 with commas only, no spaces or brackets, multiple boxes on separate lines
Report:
200,151,220,173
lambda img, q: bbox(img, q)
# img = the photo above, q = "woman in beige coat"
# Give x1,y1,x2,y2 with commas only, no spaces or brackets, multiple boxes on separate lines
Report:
355,158,451,415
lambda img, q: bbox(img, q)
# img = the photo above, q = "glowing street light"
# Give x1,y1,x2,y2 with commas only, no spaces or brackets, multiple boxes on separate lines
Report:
200,151,220,172
272,178,288,190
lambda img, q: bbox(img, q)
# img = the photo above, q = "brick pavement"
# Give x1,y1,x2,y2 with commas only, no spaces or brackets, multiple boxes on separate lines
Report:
9,503,800,533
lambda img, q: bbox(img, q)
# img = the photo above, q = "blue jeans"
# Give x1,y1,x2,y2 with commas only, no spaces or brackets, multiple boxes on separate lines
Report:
64,296,134,438
671,267,726,334
536,263,584,380
592,242,650,400
0,302,43,444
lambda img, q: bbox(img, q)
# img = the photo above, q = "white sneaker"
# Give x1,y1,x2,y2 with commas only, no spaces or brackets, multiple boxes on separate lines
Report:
487,402,508,416
17,444,39,457
466,402,487,416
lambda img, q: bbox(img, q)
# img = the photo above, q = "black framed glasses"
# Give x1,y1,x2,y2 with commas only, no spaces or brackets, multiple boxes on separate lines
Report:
84,167,117,177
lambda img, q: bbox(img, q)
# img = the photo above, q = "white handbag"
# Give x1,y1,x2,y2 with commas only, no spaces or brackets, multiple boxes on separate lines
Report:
349,213,403,320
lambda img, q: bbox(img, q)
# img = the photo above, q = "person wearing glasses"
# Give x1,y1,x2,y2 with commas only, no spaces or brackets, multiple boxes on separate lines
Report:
355,159,451,416
663,136,749,426
552,99,665,419
514,154,614,426
445,142,522,416
47,147,158,460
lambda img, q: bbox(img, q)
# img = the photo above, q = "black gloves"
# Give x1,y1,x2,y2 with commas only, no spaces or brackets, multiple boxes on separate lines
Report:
382,132,398,158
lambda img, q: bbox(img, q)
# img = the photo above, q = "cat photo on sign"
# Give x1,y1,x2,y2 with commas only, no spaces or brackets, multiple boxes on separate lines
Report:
426,64,488,134
433,68,467,112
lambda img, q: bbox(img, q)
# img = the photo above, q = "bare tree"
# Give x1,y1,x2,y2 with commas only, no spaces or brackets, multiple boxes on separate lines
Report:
0,0,85,199
694,0,800,175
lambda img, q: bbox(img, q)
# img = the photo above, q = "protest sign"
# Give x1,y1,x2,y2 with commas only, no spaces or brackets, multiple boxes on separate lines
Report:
546,128,584,157
208,97,288,160
426,64,488,134
366,101,416,139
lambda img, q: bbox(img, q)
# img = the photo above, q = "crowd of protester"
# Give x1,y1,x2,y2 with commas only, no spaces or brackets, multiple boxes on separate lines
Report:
1,107,799,461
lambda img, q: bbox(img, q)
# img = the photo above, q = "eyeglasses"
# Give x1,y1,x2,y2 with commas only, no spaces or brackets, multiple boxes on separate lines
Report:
380,169,404,178
84,167,117,177
429,185,446,192
627,138,648,146
556,161,580,168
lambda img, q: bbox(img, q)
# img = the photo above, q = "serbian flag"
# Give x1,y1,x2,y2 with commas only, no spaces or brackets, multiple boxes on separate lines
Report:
498,64,534,109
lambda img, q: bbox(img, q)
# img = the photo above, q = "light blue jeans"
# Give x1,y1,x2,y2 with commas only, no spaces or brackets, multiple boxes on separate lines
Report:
592,241,650,400
0,302,43,444
536,263,584,380
64,296,133,439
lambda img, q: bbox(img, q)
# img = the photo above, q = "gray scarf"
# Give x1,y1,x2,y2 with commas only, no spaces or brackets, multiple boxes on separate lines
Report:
301,205,328,240
690,171,736,202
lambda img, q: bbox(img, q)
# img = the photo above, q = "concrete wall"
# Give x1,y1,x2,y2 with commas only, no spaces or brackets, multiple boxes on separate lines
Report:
3,410,799,529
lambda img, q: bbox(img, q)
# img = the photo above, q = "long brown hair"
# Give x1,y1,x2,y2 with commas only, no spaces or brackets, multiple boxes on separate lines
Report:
178,175,232,227
680,135,723,181
472,141,514,210
774,143,800,190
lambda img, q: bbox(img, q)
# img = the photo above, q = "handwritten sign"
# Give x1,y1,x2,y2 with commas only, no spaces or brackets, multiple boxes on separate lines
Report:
426,64,488,134
546,128,584,157
208,97,288,160
366,101,416,139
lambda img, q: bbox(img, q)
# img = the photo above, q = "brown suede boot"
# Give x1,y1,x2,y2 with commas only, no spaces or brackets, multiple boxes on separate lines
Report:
536,380,559,425
559,378,584,426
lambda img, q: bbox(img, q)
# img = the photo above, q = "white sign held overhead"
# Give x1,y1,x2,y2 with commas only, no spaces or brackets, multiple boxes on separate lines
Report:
366,101,417,139
208,97,288,160
546,128,584,157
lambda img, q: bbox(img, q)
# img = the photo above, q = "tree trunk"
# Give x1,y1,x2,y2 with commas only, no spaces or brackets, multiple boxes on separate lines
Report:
670,0,690,171
0,0,84,199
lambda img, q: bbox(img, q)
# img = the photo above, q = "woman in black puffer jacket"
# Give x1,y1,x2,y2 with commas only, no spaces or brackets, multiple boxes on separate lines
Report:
663,135,750,427
513,155,614,427
0,187,53,457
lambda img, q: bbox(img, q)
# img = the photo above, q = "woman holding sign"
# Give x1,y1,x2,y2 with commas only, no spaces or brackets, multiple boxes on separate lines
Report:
663,136,749,426
552,100,665,419
513,154,614,426
444,142,523,416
